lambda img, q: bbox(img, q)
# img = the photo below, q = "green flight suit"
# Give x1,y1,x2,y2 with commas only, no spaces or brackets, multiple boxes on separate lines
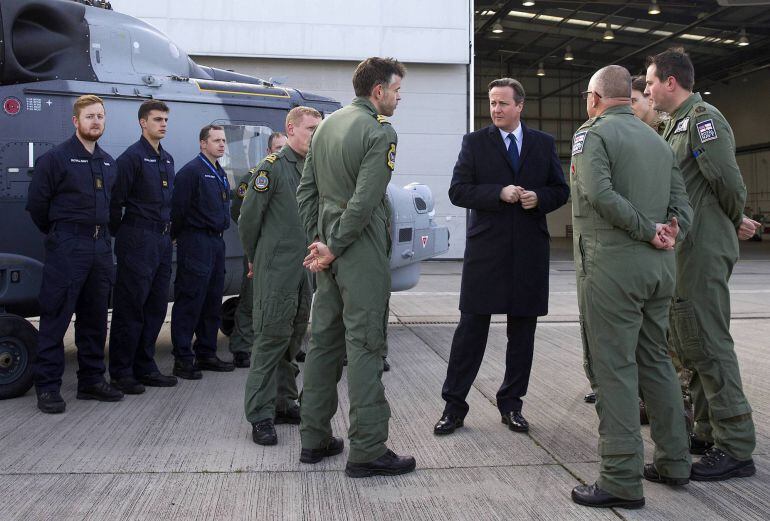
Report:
571,105,693,500
297,97,394,463
229,174,254,356
664,93,755,460
239,146,310,424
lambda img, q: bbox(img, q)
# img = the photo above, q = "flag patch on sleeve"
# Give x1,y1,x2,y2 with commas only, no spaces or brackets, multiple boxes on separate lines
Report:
572,131,587,155
696,119,718,143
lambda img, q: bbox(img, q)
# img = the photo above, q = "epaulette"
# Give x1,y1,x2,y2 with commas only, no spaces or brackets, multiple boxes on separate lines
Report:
693,104,708,115
248,166,259,175
264,153,278,164
375,114,390,125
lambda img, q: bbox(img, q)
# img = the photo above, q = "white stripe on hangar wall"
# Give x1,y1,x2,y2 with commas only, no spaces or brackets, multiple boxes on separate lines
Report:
111,0,473,258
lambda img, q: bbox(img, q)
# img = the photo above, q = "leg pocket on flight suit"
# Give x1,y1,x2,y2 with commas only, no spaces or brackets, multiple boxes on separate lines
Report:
579,317,596,385
364,309,387,354
670,299,704,363
261,291,298,337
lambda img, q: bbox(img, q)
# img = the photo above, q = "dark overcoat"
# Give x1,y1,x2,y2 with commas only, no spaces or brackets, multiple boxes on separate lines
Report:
449,123,570,316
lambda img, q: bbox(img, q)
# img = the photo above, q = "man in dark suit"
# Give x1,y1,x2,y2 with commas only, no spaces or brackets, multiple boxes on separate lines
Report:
434,78,570,435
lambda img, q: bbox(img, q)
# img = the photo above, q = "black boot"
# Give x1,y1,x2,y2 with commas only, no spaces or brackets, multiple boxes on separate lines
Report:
691,447,755,481
571,483,644,509
111,376,145,395
77,381,124,402
252,419,277,446
345,449,416,478
300,437,344,464
36,389,66,414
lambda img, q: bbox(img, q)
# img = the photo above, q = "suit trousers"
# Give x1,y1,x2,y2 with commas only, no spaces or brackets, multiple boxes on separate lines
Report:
441,312,537,418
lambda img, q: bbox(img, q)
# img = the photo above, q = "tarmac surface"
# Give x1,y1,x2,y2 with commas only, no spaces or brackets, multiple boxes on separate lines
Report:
2,239,769,520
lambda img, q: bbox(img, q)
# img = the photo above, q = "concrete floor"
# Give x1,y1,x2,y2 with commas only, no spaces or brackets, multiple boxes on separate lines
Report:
2,239,769,520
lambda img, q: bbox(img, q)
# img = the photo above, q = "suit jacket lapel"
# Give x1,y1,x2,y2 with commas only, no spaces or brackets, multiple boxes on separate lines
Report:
488,125,516,173
519,122,535,167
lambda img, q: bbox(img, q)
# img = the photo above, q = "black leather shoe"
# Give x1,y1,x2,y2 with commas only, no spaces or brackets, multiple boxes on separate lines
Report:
433,414,464,435
295,350,306,362
691,447,755,481
571,483,644,509
501,410,529,432
382,356,390,372
689,432,714,455
300,436,345,463
584,392,596,403
233,352,250,368
111,376,145,395
643,463,689,485
173,360,202,380
275,402,301,424
345,449,416,478
196,355,235,372
77,381,124,402
36,389,65,414
137,372,178,387
252,419,277,446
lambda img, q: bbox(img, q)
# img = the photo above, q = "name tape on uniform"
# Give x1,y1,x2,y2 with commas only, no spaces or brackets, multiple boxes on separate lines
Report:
572,131,587,155
674,117,689,134
696,119,718,143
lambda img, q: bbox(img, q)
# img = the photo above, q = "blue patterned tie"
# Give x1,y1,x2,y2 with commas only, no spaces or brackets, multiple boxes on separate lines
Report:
507,133,520,172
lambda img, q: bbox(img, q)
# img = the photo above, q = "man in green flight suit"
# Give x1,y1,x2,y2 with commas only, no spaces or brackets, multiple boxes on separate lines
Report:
229,132,287,368
296,57,416,478
238,108,319,446
570,65,693,509
646,48,759,481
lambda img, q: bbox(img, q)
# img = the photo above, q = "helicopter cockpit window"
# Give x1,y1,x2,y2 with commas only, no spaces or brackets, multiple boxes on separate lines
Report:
218,125,274,187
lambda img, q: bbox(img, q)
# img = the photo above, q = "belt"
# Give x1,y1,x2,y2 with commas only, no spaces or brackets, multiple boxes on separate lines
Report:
122,216,171,235
189,227,224,238
53,222,108,239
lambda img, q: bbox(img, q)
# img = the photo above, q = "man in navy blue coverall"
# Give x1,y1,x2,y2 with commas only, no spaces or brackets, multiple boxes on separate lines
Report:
108,100,178,394
26,95,124,413
170,125,234,379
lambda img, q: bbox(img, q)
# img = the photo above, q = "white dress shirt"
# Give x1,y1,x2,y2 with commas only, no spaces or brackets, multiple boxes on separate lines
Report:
499,124,523,156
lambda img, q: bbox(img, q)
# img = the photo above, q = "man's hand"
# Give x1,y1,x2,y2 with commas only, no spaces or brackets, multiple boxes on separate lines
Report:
520,190,538,209
499,185,522,204
247,262,254,279
303,241,336,272
660,216,679,244
651,221,675,250
738,216,761,240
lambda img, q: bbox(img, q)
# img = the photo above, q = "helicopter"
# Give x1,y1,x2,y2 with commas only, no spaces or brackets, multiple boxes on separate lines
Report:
0,0,449,399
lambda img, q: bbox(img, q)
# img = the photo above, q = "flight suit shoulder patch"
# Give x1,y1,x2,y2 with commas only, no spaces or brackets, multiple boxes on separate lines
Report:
253,170,270,192
673,117,690,134
387,143,396,171
694,105,707,114
376,114,391,125
696,119,718,143
572,130,588,156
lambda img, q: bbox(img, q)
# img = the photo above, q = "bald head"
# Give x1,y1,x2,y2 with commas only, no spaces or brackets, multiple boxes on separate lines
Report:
590,65,632,99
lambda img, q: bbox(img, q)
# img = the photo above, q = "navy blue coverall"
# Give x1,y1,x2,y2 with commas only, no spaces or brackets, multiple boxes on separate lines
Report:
26,135,116,392
108,136,175,379
170,153,230,362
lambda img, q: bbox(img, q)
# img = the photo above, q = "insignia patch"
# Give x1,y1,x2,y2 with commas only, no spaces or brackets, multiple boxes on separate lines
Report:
572,131,587,155
695,106,706,114
237,181,248,199
162,180,169,188
253,171,270,192
386,143,396,171
264,154,277,164
674,117,689,134
95,177,104,190
376,114,390,125
696,119,718,143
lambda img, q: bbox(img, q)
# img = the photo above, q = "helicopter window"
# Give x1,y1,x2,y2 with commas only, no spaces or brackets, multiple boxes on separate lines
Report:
218,125,274,186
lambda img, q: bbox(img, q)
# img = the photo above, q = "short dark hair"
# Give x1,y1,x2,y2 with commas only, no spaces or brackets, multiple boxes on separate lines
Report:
138,100,169,121
488,78,525,104
199,124,224,142
267,131,286,149
352,57,406,97
631,75,647,94
646,48,694,91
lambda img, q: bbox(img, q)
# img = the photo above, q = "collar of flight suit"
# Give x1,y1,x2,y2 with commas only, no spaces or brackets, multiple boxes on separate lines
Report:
68,133,106,159
670,92,702,121
351,96,379,117
138,134,167,159
600,104,634,118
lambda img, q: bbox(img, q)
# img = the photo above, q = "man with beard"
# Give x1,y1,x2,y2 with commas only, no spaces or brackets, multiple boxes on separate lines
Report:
107,100,178,394
27,95,124,413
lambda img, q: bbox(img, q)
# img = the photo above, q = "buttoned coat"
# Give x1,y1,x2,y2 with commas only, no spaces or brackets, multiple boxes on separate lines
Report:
449,123,570,316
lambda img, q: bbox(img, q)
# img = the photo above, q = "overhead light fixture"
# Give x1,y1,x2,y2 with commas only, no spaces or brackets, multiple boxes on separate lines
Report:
603,22,615,40
738,28,749,46
537,63,545,77
704,91,712,95
564,46,574,61
648,0,661,15
492,22,504,34
523,1,536,6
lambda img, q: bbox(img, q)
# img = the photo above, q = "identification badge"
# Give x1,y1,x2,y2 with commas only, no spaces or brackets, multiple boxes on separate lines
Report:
162,180,169,188
572,131,587,155
254,171,269,192
387,143,396,171
696,119,718,143
221,190,227,201
95,176,104,190
673,117,689,134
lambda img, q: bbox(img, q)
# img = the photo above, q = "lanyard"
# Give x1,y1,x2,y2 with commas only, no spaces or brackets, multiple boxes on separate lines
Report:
198,153,229,192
